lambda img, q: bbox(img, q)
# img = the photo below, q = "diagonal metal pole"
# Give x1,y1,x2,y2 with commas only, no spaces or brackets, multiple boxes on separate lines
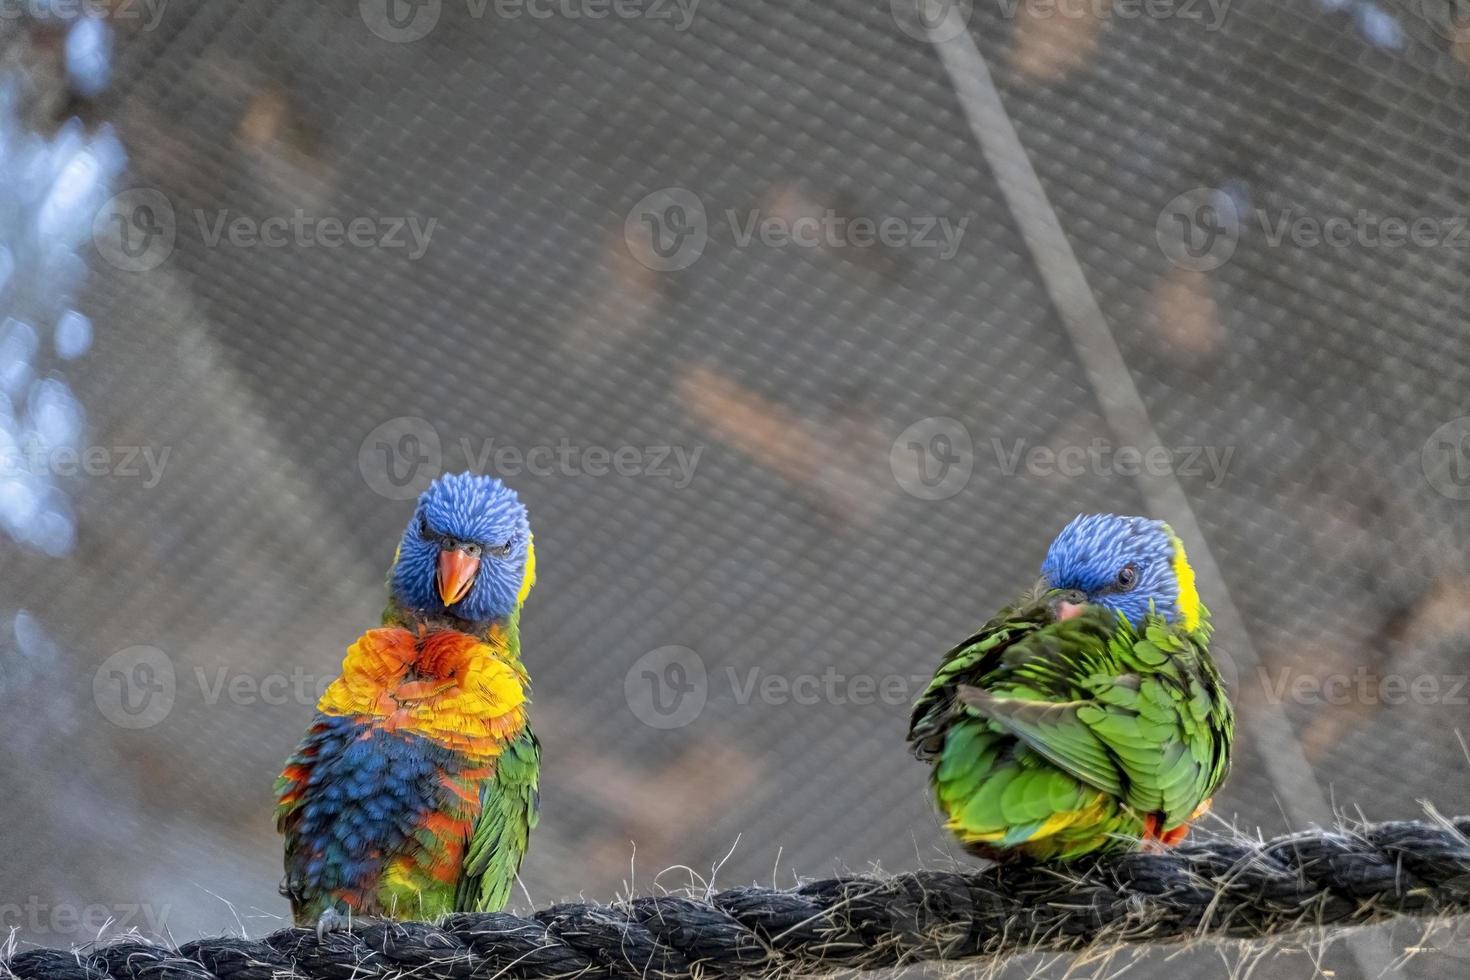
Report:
919,8,1396,976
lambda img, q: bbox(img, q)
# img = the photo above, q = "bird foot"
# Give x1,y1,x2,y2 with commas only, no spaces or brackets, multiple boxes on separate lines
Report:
1140,814,1194,851
1158,823,1193,847
315,908,350,939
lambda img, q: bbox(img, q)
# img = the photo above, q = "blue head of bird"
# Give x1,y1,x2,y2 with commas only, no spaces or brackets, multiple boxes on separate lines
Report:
1037,514,1201,632
390,472,535,624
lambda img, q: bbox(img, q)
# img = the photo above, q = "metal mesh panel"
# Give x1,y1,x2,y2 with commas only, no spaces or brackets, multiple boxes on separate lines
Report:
2,1,1469,976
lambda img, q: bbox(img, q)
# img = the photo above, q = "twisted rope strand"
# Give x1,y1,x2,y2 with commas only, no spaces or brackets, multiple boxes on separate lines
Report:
7,817,1470,980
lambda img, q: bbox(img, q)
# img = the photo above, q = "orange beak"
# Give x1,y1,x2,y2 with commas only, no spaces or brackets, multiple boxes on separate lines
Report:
1045,588,1088,622
1055,601,1087,621
437,549,480,606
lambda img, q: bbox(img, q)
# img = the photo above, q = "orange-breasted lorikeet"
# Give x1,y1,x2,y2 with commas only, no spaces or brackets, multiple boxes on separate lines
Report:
275,472,539,927
908,514,1233,862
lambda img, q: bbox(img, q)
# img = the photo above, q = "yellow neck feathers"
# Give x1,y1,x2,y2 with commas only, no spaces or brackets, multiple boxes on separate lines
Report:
517,539,537,607
1165,527,1202,633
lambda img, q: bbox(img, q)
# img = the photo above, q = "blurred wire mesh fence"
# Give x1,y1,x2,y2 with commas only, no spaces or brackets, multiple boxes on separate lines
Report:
1,1,1469,978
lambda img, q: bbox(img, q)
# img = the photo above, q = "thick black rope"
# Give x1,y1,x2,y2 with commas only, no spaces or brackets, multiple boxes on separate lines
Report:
7,817,1470,980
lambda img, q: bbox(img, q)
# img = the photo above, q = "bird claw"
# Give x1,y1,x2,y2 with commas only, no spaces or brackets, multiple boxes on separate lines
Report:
315,908,349,939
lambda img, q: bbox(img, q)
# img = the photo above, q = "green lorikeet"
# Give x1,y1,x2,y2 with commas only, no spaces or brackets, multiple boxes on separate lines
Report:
908,514,1233,861
275,473,540,930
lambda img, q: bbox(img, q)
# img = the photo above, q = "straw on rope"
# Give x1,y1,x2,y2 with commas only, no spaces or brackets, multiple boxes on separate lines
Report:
6,816,1470,980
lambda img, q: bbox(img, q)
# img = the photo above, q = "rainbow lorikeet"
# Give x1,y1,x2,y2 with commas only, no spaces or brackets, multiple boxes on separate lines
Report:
908,514,1233,862
275,473,540,930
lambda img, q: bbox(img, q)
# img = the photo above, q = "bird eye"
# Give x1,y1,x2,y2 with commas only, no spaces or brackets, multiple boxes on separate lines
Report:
1116,564,1138,590
487,540,513,558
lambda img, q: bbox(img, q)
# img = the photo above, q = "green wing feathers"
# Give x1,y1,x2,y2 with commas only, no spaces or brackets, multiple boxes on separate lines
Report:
909,610,1043,760
457,730,541,912
909,604,1233,861
955,687,1126,798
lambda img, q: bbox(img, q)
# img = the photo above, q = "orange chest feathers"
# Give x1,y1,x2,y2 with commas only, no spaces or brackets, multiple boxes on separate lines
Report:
317,626,529,759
